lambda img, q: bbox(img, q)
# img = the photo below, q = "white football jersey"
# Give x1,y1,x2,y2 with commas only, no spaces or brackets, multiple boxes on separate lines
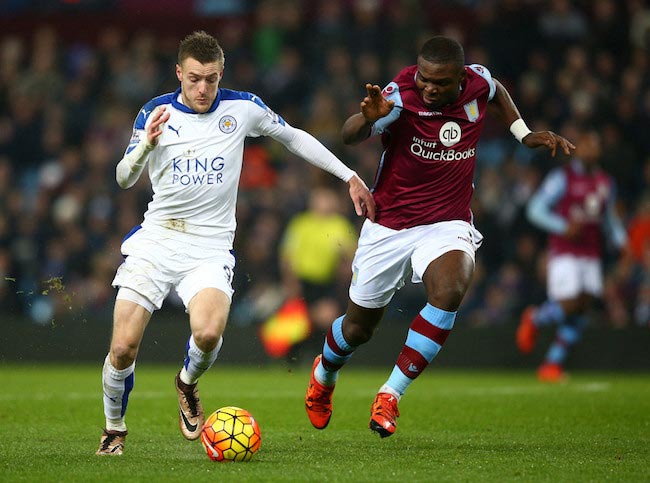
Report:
124,88,296,249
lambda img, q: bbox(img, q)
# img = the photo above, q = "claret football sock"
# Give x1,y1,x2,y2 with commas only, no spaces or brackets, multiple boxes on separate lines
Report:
385,303,455,395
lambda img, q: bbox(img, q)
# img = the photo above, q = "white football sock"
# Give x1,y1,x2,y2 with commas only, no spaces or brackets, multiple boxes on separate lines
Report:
102,354,134,431
180,335,222,385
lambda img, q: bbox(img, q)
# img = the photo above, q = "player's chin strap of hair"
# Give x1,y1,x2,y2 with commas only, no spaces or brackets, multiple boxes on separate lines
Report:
510,118,532,143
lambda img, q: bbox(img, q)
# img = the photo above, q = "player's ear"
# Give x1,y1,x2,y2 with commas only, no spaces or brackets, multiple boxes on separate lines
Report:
458,67,467,83
176,64,182,82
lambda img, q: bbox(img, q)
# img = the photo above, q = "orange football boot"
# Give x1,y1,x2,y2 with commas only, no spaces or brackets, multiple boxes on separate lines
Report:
516,305,539,354
369,392,400,438
305,355,335,429
537,363,567,383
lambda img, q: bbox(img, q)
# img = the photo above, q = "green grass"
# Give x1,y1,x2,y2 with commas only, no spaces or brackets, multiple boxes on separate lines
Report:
0,364,648,482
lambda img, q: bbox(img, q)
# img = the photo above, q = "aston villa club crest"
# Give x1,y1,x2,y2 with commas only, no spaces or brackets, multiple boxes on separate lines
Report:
464,99,479,122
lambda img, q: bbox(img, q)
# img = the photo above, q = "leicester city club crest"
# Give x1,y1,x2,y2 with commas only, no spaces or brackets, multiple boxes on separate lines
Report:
219,115,237,134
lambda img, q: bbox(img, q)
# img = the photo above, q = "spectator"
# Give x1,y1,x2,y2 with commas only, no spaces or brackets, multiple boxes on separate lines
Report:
279,185,358,359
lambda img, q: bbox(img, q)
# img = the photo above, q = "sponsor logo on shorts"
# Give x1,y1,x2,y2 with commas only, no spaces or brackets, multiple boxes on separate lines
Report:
223,265,233,284
351,268,358,286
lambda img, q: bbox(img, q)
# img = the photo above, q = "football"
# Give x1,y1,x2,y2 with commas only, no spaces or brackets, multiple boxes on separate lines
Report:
200,406,262,462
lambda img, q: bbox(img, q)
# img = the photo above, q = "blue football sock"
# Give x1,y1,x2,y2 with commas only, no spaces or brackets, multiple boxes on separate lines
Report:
545,315,587,365
535,300,565,327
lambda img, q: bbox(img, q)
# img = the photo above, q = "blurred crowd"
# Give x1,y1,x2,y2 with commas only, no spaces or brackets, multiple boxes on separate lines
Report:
0,0,649,329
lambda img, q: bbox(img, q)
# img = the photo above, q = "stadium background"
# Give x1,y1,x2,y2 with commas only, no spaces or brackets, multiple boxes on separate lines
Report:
0,0,648,368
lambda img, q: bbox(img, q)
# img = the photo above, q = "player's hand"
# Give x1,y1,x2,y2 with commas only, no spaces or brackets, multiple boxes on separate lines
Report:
565,220,583,240
360,84,395,123
523,131,576,157
147,107,171,147
348,174,376,221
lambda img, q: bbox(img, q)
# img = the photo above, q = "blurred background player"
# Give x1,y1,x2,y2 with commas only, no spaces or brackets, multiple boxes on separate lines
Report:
516,127,627,382
305,36,574,438
279,184,358,362
97,30,374,455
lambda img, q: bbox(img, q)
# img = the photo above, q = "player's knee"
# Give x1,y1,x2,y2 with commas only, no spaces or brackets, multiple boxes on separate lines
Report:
110,342,138,367
342,319,376,345
429,282,466,312
192,325,224,351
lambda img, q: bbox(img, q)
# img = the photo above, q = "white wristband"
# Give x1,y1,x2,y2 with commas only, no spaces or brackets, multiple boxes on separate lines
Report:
510,118,532,143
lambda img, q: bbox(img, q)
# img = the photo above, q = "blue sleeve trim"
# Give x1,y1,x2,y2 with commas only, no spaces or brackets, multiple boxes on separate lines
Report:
526,169,568,234
134,92,175,129
468,64,496,100
603,179,627,249
220,89,287,126
372,83,403,135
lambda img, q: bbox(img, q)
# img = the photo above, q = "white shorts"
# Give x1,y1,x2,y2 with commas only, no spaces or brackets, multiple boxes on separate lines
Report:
547,254,603,300
349,219,483,309
112,226,235,312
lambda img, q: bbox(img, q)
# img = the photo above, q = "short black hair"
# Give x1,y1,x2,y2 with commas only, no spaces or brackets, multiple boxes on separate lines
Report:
419,36,464,67
178,30,225,66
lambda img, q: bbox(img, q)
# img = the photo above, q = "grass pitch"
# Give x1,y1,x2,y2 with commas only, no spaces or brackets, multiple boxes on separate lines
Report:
0,364,648,482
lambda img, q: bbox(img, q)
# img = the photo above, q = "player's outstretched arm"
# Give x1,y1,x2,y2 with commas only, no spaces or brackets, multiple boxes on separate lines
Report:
348,174,376,221
490,79,575,157
342,84,395,145
273,124,375,220
116,107,170,189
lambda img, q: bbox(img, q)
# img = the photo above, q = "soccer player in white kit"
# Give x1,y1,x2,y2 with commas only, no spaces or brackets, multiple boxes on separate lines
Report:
305,36,575,438
96,30,375,455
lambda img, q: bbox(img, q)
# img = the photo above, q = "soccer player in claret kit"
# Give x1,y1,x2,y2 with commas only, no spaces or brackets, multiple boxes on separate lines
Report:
305,36,575,437
96,30,375,455
516,128,627,382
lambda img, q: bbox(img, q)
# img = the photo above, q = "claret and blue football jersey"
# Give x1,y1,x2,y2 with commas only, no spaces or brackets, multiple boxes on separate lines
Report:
370,64,496,230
